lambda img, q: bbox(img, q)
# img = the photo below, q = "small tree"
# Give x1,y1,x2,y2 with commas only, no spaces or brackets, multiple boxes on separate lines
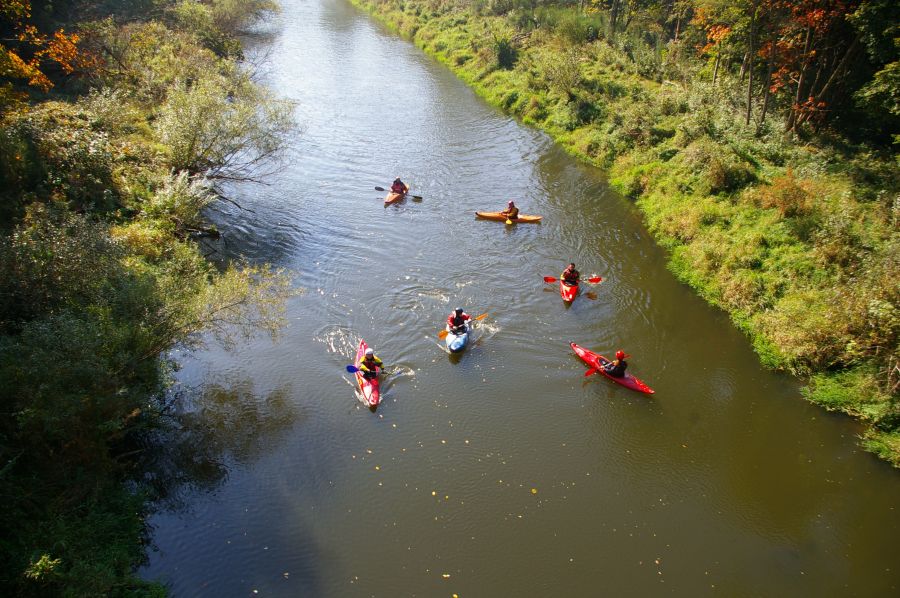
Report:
154,73,296,182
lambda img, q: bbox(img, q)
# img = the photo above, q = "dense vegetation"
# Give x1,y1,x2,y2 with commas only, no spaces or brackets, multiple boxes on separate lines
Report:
350,0,900,462
0,0,294,594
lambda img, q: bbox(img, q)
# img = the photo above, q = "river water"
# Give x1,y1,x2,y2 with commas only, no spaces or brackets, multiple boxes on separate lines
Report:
140,0,900,595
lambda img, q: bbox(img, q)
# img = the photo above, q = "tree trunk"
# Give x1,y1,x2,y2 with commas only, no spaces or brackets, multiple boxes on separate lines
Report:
795,36,860,129
786,25,813,132
610,0,620,38
759,38,776,128
712,48,721,86
739,51,749,83
745,1,758,126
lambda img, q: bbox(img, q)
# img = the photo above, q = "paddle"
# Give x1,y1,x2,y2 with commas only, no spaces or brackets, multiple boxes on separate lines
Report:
543,275,603,284
346,364,392,375
437,313,488,339
375,186,423,200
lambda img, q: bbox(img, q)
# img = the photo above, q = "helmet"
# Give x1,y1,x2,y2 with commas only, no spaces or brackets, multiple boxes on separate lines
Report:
365,348,374,356
508,200,515,206
615,350,626,360
455,307,464,315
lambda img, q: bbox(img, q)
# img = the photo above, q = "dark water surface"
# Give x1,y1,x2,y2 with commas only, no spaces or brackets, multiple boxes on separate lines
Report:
140,0,900,595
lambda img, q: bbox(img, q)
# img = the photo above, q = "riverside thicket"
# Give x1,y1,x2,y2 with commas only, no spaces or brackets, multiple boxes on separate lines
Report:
0,1,294,594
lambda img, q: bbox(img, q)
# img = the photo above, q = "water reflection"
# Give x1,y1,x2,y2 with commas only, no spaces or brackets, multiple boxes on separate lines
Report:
142,378,302,510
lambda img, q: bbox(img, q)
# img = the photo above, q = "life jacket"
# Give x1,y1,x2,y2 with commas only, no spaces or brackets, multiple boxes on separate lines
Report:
562,268,580,284
448,313,470,328
504,206,519,219
391,181,406,193
360,356,382,372
604,359,627,378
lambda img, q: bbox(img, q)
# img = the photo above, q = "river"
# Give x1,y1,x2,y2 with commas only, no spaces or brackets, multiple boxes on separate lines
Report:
139,0,900,595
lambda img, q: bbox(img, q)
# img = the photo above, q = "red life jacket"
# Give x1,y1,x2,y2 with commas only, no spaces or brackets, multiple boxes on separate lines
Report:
448,313,470,327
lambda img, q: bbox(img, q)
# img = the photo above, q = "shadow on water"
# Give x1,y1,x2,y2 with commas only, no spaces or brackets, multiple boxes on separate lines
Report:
138,378,324,596
141,377,303,508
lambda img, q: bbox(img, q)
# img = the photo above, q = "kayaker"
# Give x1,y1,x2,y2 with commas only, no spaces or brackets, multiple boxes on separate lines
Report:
358,347,383,380
561,263,580,286
601,350,628,378
390,177,407,194
446,307,471,334
500,200,519,220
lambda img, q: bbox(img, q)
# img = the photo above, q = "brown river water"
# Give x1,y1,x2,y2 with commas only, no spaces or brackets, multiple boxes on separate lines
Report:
139,0,900,595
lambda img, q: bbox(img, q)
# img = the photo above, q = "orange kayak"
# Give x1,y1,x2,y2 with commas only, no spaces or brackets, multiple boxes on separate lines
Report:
475,211,542,223
384,184,409,205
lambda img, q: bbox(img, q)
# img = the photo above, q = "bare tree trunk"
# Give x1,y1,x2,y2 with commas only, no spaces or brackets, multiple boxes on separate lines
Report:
745,1,758,126
786,25,813,132
739,51,749,83
795,36,860,129
712,42,721,86
759,38,776,128
610,0,620,39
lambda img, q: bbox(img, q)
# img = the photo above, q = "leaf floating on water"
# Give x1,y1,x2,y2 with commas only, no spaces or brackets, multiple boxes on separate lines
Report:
531,488,538,494
442,573,450,579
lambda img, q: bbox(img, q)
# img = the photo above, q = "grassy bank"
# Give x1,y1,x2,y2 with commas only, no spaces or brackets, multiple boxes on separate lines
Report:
0,1,293,594
350,0,899,464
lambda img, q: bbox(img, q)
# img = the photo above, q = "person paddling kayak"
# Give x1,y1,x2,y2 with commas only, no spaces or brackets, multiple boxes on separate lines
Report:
391,177,407,194
500,200,519,220
600,350,628,378
358,347,383,380
446,307,471,334
561,263,580,286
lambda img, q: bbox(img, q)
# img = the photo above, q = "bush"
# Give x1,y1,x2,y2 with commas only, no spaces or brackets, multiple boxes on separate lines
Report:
493,35,517,69
154,73,295,180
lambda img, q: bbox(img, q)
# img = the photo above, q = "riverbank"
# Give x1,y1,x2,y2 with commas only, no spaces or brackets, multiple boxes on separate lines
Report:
0,1,292,593
349,0,899,464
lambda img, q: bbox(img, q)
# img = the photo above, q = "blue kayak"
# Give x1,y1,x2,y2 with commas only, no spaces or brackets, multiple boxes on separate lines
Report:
445,326,469,353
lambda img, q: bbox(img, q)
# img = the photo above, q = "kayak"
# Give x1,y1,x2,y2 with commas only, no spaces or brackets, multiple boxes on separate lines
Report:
475,211,543,223
560,278,578,302
570,342,655,394
445,325,469,353
384,184,409,205
354,339,381,406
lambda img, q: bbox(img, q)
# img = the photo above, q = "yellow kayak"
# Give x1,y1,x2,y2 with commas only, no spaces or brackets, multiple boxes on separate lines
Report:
384,184,409,205
475,211,543,223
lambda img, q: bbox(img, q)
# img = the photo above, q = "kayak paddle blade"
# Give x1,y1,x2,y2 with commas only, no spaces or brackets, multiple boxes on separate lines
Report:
346,365,359,373
438,329,449,339
543,276,557,283
584,368,598,377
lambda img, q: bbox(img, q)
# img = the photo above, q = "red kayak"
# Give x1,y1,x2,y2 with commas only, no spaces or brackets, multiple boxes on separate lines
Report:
354,339,381,406
560,278,578,302
570,342,655,394
384,184,409,205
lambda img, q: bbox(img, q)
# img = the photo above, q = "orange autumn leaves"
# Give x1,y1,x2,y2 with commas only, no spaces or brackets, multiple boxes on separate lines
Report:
1,0,96,92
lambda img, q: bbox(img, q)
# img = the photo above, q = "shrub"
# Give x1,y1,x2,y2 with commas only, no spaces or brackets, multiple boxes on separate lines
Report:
493,35,517,69
154,73,295,180
753,170,814,217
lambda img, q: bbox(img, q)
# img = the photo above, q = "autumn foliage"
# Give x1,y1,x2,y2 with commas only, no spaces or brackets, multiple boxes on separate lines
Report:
0,0,96,97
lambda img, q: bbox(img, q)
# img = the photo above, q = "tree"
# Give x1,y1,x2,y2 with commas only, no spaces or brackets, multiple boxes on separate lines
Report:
0,0,93,102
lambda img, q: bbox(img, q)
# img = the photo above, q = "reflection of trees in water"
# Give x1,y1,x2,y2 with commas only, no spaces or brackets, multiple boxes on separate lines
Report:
138,378,302,511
